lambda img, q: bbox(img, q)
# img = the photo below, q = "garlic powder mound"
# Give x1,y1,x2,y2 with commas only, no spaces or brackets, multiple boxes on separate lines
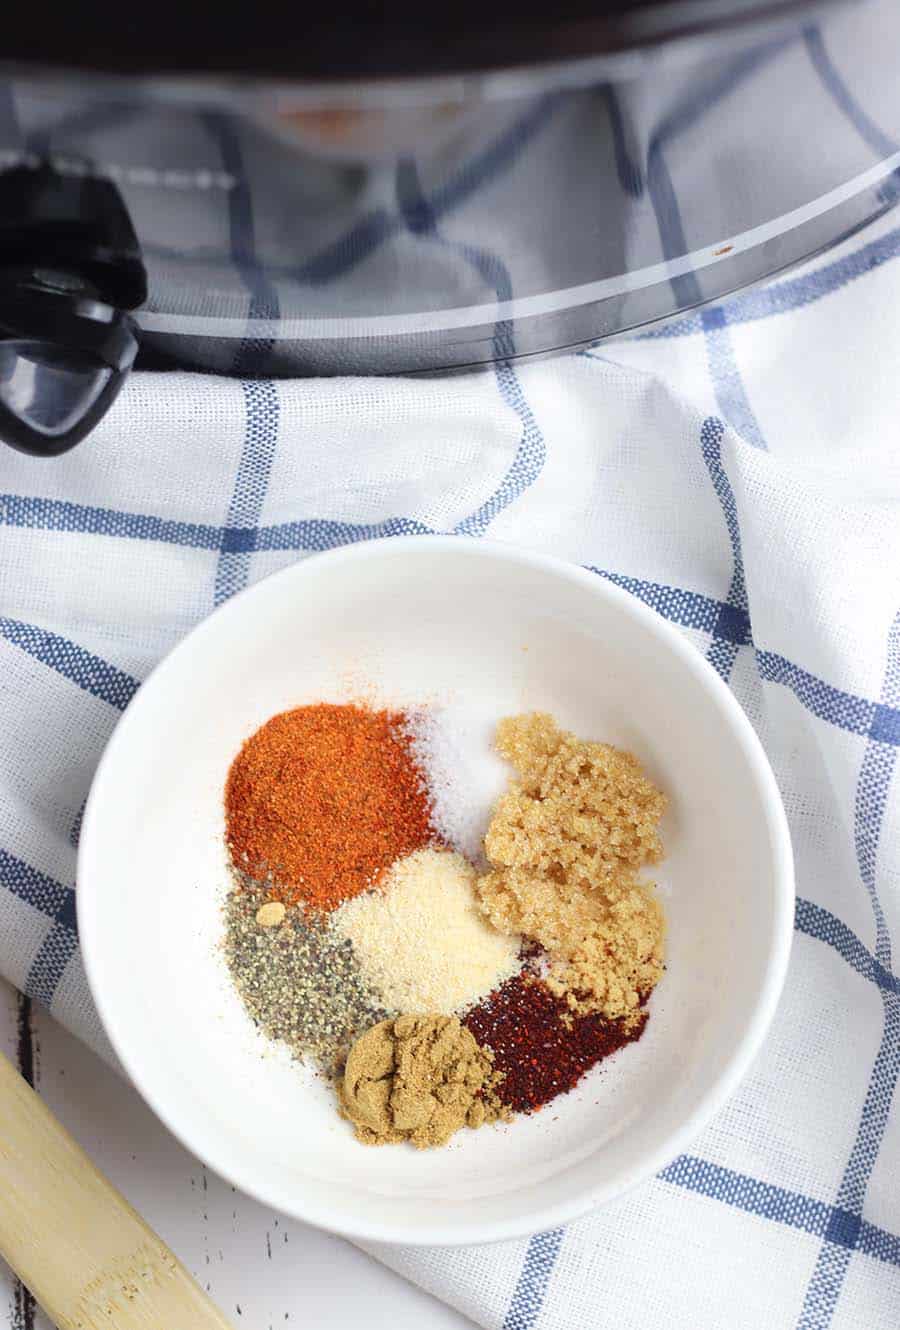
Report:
331,848,521,1015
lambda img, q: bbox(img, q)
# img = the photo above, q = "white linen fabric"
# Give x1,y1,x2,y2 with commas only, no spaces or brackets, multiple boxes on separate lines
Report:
1,208,899,1329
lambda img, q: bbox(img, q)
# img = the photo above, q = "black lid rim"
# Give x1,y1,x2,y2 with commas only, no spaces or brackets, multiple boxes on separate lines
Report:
1,0,832,83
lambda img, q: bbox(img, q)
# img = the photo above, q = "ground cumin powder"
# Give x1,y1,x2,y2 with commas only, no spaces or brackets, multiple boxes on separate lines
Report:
339,1015,508,1148
476,713,667,1020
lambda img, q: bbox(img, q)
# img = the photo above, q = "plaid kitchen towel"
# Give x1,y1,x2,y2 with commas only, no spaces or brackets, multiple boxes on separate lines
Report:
3,81,900,1330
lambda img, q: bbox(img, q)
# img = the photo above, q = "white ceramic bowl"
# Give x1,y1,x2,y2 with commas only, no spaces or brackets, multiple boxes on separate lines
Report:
78,537,793,1246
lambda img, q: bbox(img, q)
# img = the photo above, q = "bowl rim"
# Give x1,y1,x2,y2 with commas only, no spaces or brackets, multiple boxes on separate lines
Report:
77,534,795,1246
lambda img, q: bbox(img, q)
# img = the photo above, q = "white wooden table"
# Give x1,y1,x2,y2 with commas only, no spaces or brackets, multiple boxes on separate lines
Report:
0,979,473,1330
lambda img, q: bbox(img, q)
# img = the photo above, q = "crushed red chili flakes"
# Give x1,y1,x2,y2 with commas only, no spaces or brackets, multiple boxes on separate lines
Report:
463,973,647,1114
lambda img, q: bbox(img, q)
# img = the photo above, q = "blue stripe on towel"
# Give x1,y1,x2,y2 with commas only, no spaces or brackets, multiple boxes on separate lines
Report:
0,617,139,710
796,611,900,1328
503,1229,566,1330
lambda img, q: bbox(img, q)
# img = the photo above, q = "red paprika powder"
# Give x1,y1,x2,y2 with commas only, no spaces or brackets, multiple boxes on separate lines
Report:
225,702,434,911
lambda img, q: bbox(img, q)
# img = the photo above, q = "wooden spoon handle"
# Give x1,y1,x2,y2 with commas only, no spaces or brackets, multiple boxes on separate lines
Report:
0,1049,235,1330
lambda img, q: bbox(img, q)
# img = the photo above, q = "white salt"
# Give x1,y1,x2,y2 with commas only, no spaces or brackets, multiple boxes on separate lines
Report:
407,702,510,866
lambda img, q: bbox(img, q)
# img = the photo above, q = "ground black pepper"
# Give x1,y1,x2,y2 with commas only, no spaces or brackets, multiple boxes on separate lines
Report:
224,878,388,1072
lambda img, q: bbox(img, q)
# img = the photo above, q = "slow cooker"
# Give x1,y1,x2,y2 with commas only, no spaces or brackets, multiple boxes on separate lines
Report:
1,0,898,455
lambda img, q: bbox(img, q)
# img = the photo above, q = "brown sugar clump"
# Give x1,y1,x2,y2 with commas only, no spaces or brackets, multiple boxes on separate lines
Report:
476,713,667,1020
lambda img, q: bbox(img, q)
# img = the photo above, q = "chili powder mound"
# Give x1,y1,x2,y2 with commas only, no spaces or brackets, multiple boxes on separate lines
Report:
463,974,647,1114
225,703,434,911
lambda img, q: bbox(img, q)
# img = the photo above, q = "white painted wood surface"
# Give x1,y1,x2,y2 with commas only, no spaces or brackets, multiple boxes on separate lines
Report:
0,979,473,1330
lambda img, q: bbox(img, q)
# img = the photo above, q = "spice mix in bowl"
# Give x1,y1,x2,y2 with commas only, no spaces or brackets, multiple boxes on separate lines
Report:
78,538,793,1244
222,705,667,1146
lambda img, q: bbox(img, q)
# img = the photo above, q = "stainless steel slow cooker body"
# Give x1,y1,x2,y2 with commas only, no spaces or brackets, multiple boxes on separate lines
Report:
0,0,898,452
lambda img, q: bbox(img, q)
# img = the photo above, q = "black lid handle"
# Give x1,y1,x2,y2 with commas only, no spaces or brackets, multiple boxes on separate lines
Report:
0,271,138,457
